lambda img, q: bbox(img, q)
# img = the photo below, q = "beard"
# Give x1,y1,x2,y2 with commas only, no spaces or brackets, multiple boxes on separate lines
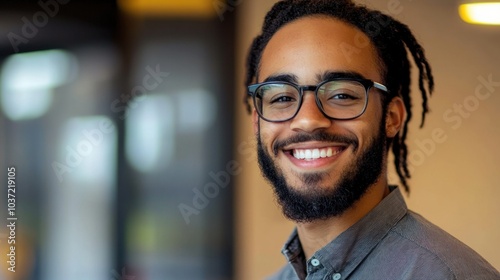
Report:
257,119,387,223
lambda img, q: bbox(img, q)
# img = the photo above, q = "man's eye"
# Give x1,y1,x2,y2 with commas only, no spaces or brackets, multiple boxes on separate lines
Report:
323,90,362,107
270,95,295,103
331,93,356,100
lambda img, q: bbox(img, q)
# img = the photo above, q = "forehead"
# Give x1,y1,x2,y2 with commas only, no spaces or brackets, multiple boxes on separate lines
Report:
259,16,382,83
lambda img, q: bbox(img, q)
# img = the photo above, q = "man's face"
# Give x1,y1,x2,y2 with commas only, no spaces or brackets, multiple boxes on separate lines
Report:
254,16,391,222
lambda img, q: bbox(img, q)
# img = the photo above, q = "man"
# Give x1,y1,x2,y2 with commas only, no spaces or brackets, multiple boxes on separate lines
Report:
244,0,500,279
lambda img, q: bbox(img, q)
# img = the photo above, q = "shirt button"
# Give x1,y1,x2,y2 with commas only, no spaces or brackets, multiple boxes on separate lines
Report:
332,273,342,280
311,258,320,266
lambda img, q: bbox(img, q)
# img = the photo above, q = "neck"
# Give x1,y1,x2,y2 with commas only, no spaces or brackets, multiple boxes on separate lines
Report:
296,182,390,260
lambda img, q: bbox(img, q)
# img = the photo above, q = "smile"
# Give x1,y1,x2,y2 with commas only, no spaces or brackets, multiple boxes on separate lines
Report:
290,146,346,161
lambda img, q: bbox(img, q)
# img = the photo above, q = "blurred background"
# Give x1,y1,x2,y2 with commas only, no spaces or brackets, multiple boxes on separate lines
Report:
0,0,499,279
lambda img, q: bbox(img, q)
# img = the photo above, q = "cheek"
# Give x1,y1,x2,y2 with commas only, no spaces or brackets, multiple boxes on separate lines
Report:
346,100,384,148
258,122,291,154
259,123,280,142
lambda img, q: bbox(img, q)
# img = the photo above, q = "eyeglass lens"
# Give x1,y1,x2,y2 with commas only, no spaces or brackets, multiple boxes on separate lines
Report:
254,80,368,121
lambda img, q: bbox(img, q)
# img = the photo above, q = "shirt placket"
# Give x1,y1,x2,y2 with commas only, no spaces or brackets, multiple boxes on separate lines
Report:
306,256,344,280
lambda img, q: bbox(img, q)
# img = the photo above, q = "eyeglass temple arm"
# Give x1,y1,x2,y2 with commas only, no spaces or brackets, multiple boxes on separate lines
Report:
373,82,388,92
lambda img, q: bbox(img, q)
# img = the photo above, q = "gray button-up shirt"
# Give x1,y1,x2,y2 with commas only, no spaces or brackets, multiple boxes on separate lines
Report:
268,187,500,280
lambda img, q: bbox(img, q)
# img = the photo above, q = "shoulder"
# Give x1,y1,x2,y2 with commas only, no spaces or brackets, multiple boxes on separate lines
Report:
266,264,297,280
386,210,499,279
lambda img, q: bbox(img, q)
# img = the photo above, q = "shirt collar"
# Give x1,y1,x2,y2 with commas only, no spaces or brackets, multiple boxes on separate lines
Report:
281,186,408,278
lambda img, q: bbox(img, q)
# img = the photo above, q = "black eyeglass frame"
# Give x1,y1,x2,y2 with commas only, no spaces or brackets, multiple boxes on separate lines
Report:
247,77,389,122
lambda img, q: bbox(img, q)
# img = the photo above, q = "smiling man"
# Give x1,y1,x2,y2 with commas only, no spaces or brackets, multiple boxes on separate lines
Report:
244,1,500,279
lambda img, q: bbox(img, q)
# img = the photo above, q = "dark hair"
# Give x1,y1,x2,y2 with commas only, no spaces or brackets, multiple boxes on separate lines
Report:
244,0,434,193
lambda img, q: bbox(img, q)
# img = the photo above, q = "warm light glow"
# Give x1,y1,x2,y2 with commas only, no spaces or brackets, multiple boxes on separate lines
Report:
459,3,500,25
119,0,216,18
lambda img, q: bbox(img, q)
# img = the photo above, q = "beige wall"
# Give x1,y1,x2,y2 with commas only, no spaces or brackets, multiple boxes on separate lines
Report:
234,1,500,279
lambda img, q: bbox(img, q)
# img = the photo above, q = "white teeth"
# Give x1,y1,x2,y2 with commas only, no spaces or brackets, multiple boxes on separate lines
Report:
320,149,327,158
291,147,341,160
305,150,312,159
312,149,320,158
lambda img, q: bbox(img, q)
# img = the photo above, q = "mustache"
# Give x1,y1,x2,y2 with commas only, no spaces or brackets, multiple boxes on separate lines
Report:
272,131,359,156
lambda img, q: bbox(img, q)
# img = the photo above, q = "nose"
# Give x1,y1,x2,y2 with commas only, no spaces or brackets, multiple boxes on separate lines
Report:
290,92,331,132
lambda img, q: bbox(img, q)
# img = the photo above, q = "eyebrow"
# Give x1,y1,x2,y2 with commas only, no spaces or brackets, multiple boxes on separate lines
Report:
262,74,299,83
261,71,368,85
317,71,366,82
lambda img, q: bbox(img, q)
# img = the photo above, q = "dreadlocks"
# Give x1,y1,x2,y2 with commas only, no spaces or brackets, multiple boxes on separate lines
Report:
244,0,434,193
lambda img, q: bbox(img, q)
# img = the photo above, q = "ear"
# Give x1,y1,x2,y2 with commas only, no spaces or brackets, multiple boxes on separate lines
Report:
252,108,259,134
385,97,406,138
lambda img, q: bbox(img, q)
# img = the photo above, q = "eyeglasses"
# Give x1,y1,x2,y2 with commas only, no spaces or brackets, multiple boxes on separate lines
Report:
247,77,388,122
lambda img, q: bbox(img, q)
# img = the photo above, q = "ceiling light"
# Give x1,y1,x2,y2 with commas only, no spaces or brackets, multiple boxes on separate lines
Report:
459,2,500,25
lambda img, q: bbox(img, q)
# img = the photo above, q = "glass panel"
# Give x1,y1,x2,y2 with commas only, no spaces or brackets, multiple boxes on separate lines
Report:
43,116,117,280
